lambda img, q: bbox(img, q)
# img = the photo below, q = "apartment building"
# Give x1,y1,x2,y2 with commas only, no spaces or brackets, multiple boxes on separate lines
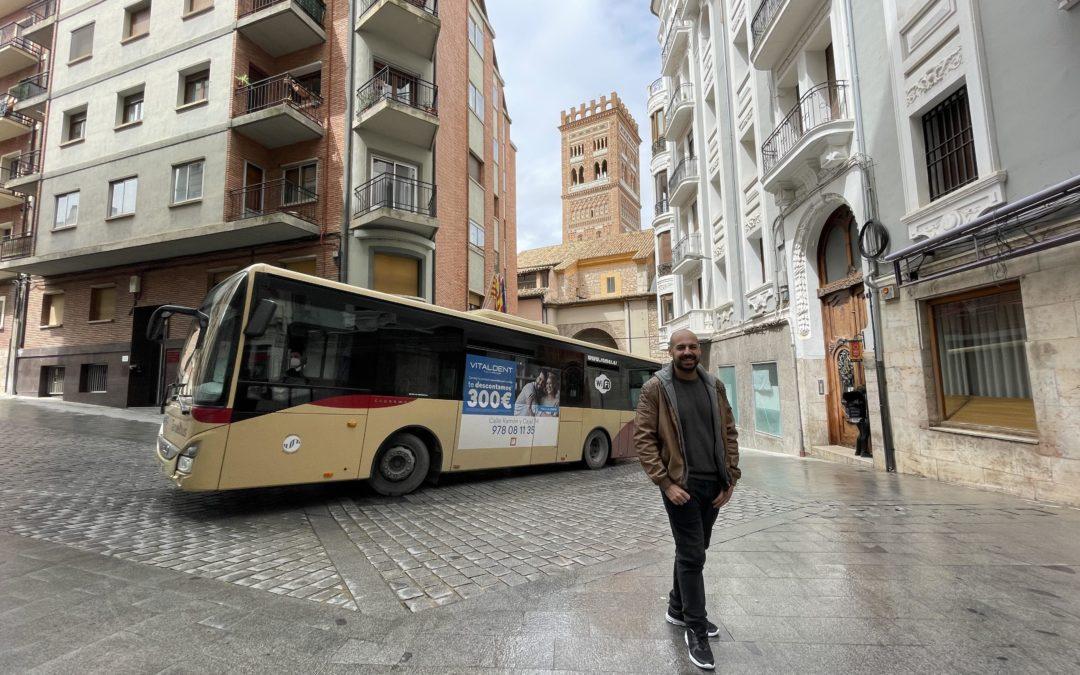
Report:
0,0,517,407
650,0,1080,505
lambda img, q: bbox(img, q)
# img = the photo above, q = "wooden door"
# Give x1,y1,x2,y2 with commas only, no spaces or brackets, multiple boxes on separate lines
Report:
821,283,867,447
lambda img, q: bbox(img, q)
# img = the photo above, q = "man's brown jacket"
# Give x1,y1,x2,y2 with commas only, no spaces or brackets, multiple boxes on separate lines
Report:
634,362,741,490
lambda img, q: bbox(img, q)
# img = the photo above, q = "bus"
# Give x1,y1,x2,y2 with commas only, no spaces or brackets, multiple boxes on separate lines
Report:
150,264,661,496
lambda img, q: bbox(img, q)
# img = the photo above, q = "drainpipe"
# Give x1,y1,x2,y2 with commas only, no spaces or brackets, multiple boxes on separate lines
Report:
6,274,29,394
338,0,359,283
843,0,895,471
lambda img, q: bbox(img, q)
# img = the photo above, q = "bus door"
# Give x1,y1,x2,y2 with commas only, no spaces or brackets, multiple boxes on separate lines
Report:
585,363,628,455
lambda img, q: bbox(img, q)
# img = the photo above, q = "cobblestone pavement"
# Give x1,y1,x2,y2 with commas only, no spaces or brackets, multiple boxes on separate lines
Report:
0,397,804,613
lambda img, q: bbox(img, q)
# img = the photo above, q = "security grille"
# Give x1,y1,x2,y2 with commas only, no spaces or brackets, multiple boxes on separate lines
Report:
81,364,107,393
44,366,64,395
923,87,978,201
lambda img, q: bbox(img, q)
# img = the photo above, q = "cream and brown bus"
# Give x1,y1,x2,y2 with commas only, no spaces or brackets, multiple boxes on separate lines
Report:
150,264,660,496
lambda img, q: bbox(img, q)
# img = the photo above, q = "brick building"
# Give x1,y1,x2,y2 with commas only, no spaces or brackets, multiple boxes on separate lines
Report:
518,93,661,360
0,0,516,407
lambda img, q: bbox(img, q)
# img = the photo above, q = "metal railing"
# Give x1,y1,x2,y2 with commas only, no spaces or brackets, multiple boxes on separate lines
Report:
657,261,673,276
0,95,35,127
0,232,32,260
648,77,664,95
360,0,437,18
665,83,692,129
226,179,319,223
751,0,783,47
9,71,48,100
673,232,704,266
356,66,438,117
670,155,698,192
0,21,43,58
354,173,436,218
10,150,39,178
24,0,57,25
761,81,849,174
651,136,667,155
660,20,688,65
238,0,326,26
234,73,323,124
654,196,670,216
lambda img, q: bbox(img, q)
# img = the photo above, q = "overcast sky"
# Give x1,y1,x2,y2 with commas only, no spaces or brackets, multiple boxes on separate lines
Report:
486,0,660,252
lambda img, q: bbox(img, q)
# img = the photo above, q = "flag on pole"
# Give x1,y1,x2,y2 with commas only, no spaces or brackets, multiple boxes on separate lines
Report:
486,272,504,312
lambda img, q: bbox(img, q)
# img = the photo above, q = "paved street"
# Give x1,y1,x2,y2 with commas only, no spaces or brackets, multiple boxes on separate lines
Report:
3,396,1080,673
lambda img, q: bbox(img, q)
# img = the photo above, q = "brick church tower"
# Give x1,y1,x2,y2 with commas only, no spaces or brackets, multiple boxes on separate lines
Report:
560,92,642,242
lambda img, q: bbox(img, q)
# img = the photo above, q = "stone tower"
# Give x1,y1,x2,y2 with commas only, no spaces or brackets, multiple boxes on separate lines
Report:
560,92,642,242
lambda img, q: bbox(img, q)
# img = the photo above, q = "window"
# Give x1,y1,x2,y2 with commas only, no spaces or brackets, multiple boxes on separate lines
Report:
468,82,484,117
467,153,482,183
660,293,674,323
717,366,739,425
89,286,116,322
817,207,859,284
120,90,144,125
283,161,317,204
108,177,138,218
64,109,86,143
41,292,64,327
186,0,213,14
172,160,204,204
467,14,483,54
124,2,151,41
43,366,65,396
80,364,108,393
280,258,317,275
752,362,781,436
54,192,79,229
923,86,977,201
518,272,537,289
469,219,484,247
373,252,420,297
929,284,1035,432
69,23,94,62
0,295,6,330
604,275,616,294
182,68,209,105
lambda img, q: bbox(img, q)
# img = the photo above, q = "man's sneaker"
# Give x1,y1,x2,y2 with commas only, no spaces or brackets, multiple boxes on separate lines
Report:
684,629,715,670
666,610,721,638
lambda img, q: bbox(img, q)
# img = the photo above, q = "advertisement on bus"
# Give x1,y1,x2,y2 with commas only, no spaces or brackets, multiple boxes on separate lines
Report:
458,354,560,449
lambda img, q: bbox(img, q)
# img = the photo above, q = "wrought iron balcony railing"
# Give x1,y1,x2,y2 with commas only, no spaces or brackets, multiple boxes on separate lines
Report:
238,0,326,26
655,196,670,216
226,179,319,223
0,231,32,261
761,81,849,174
0,21,43,57
665,83,692,128
9,71,48,100
233,73,323,124
356,66,438,117
360,0,437,18
673,232,704,266
670,155,698,191
0,96,35,127
657,261,673,276
652,136,667,155
648,77,664,95
354,173,436,218
750,0,782,47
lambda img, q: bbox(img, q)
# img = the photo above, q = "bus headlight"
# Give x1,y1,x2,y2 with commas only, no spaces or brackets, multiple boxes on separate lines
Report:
177,455,195,473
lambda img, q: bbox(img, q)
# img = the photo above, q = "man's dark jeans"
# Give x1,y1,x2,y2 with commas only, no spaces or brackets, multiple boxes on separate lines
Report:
662,477,723,638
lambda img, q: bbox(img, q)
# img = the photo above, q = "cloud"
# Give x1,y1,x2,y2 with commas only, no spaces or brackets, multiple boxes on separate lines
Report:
486,0,660,253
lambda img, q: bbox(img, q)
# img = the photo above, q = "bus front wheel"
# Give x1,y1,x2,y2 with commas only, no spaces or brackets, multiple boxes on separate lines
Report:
369,432,430,497
582,430,610,470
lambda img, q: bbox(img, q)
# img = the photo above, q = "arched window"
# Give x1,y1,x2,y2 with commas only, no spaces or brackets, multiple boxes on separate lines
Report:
816,206,860,285
601,159,608,177
578,167,584,183
570,169,577,185
594,162,601,179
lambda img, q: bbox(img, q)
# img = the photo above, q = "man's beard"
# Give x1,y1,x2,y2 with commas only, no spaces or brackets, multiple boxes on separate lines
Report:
676,355,698,372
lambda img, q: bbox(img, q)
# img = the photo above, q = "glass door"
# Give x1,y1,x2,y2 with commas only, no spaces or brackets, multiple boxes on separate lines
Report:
371,157,418,211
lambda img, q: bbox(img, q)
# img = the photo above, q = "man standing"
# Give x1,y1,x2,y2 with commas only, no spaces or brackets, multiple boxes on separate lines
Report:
634,329,740,670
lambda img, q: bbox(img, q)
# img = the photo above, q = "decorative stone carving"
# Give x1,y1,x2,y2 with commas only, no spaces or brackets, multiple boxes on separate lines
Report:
746,284,777,317
790,192,848,339
905,46,963,106
715,301,735,330
743,214,761,237
903,171,1008,241
713,237,727,260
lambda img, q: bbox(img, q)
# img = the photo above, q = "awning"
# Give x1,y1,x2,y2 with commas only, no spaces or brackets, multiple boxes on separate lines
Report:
884,173,1080,287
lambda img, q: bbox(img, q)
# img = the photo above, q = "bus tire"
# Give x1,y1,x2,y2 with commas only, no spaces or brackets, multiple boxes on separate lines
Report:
582,429,610,470
369,432,430,497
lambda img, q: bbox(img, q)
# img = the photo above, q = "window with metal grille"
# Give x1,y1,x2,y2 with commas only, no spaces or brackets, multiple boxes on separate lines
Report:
43,366,65,396
922,87,978,201
80,364,108,393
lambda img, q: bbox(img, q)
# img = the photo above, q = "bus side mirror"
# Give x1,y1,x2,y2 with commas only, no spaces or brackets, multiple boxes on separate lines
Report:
147,305,210,348
244,299,279,338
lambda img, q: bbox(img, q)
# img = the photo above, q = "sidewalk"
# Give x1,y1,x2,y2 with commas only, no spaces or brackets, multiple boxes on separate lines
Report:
0,394,163,425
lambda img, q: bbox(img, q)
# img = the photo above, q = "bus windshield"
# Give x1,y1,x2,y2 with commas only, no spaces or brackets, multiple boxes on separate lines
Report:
176,273,248,408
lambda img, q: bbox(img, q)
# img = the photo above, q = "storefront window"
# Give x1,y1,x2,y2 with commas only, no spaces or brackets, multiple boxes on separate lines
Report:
752,362,781,436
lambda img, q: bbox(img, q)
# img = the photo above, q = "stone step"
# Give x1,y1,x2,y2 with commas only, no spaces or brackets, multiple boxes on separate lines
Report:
808,444,873,468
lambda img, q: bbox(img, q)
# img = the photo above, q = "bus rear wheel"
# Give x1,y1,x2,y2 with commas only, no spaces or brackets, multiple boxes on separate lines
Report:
582,429,610,470
369,432,430,497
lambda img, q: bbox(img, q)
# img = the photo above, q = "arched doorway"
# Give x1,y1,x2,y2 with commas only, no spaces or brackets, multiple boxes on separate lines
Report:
573,328,619,350
816,206,869,449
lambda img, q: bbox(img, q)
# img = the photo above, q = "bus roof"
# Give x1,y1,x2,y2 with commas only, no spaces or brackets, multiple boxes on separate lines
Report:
242,264,663,366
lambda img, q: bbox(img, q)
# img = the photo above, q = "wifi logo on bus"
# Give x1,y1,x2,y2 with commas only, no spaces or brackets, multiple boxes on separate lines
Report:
594,373,612,394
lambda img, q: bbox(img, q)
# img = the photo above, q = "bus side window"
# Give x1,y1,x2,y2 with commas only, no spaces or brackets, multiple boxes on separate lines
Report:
629,369,652,409
560,360,584,406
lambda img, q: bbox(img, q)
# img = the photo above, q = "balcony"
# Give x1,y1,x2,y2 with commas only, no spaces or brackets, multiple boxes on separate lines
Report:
231,74,325,148
750,0,826,70
237,0,327,57
657,261,673,277
650,136,669,175
0,167,24,208
354,67,438,147
357,0,440,58
668,307,714,336
669,155,698,206
9,70,47,118
664,83,693,139
647,76,666,110
0,23,41,79
761,81,853,192
0,97,34,142
672,231,706,275
4,149,39,194
660,20,691,76
653,196,673,229
0,231,31,261
352,173,438,239
651,136,667,157
21,0,55,47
